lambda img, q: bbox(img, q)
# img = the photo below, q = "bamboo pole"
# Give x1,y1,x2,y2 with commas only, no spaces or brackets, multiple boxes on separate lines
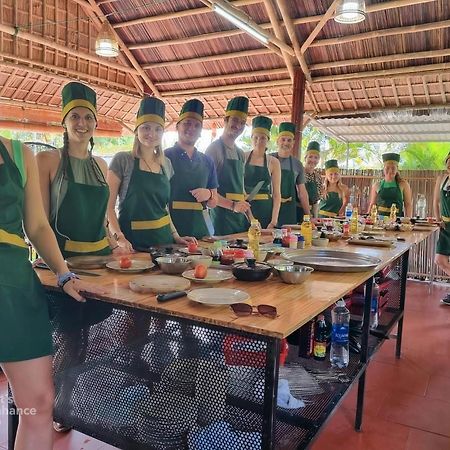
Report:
112,0,261,29
276,0,312,82
312,62,450,83
155,68,289,87
311,19,450,48
160,79,292,96
300,0,340,54
262,0,295,81
143,48,278,69
310,48,450,71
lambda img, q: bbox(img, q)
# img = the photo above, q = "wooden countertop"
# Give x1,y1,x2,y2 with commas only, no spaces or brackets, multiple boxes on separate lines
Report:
36,228,437,339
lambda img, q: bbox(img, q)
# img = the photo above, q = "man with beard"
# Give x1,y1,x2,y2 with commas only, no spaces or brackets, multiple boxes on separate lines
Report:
273,122,310,226
205,97,251,235
165,99,218,238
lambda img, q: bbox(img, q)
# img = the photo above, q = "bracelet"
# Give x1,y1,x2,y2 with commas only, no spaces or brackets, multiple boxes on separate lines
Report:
57,271,79,289
208,189,213,200
231,201,236,212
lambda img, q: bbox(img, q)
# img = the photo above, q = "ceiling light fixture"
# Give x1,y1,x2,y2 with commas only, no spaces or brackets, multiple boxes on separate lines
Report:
212,1,269,44
334,0,366,24
95,21,119,57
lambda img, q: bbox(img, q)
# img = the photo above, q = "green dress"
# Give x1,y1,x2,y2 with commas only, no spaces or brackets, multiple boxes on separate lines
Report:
244,152,273,228
119,158,173,248
0,140,53,362
210,140,248,235
437,176,450,256
376,180,404,217
50,151,111,259
274,154,297,227
318,191,342,218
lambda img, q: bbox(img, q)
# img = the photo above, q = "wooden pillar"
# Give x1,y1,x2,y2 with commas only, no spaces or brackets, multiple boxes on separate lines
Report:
291,68,306,159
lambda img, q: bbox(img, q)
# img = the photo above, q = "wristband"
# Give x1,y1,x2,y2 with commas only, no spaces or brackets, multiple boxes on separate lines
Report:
232,201,236,213
208,189,213,200
57,271,79,289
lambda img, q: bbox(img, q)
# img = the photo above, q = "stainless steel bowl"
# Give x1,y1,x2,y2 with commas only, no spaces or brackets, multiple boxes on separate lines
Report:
274,264,314,284
156,256,191,275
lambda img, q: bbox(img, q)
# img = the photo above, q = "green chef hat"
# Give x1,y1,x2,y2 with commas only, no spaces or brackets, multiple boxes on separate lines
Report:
325,159,339,172
252,115,272,138
135,96,165,130
225,96,249,120
278,122,296,138
306,140,321,154
382,153,400,164
178,99,204,124
61,81,97,123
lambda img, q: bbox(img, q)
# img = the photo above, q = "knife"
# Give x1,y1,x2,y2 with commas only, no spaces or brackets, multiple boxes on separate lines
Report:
246,180,265,203
156,290,190,302
201,202,215,236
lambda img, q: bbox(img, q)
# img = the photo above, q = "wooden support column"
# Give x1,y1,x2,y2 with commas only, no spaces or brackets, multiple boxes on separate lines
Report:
291,68,306,159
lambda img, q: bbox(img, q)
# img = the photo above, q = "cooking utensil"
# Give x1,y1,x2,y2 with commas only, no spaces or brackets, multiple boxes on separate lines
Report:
66,255,112,269
348,237,394,247
283,249,381,272
156,256,191,275
245,180,265,203
232,259,272,282
156,290,191,302
129,275,190,294
275,265,314,284
201,202,215,236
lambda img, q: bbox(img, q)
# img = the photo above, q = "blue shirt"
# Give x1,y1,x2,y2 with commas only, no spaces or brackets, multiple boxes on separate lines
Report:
165,143,218,189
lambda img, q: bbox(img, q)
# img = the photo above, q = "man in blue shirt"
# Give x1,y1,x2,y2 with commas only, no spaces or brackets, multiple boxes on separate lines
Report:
165,99,218,238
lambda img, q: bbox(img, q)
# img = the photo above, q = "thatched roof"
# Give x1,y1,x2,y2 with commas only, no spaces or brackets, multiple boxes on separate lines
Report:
0,0,448,138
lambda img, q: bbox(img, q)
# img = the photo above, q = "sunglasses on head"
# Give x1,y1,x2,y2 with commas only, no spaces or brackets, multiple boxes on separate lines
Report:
230,303,278,318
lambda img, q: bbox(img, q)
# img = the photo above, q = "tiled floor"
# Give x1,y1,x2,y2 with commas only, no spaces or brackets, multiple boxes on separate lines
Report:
0,280,448,449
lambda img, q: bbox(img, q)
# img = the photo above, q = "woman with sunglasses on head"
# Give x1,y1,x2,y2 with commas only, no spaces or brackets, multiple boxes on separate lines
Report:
433,152,450,304
244,116,281,229
0,135,102,449
318,160,349,218
107,97,195,252
368,153,413,218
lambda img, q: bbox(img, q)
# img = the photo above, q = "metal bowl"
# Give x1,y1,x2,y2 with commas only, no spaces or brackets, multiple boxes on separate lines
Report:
156,256,191,275
274,264,314,284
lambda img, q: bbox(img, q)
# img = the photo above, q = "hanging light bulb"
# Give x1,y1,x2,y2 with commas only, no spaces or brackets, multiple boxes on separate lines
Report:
334,0,366,24
95,22,119,57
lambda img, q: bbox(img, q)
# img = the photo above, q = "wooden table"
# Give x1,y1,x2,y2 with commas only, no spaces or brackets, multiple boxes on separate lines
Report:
7,228,438,450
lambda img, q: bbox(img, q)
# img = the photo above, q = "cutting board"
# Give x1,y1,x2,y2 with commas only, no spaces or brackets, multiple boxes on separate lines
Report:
129,275,191,294
66,255,113,269
348,238,394,248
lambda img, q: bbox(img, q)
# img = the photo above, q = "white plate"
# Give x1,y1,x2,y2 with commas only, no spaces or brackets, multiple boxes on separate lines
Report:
182,269,233,284
106,260,154,273
188,288,250,305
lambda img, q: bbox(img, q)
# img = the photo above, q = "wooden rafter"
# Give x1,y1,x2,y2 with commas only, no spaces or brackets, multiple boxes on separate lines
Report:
438,74,447,104
422,78,431,105
318,83,331,111
358,80,372,109
406,77,416,106
391,79,401,107
332,81,345,110
374,80,386,108
300,0,340,54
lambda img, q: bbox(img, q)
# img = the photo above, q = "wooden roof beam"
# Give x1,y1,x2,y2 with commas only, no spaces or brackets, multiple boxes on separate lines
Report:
276,0,311,82
406,77,416,106
310,48,450,71
423,79,431,105
300,0,340,54
374,79,386,107
438,74,447,104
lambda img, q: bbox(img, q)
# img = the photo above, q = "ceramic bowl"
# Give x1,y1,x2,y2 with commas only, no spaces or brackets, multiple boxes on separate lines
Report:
312,237,329,247
187,255,213,268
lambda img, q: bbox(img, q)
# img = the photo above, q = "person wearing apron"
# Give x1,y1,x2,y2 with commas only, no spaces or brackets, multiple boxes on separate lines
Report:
368,153,413,218
433,152,450,304
107,97,196,251
273,122,310,227
36,81,114,432
318,160,349,218
165,99,218,239
0,136,99,448
244,115,281,229
302,140,322,219
206,96,251,235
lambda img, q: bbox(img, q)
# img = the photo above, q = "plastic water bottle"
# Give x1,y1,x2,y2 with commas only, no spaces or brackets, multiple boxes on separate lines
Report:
370,281,379,329
345,203,353,221
416,194,427,218
330,299,350,368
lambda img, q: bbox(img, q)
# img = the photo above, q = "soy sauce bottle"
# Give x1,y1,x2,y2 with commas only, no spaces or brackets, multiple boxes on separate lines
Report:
313,314,327,361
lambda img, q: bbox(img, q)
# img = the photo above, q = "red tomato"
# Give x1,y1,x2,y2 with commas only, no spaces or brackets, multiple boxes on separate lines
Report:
194,264,207,279
188,242,198,253
120,256,132,269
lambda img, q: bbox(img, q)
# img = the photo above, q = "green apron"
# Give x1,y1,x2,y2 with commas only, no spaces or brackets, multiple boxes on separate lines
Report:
244,152,273,229
437,176,450,255
0,141,52,362
169,149,210,238
318,191,342,218
275,154,297,227
51,153,111,259
119,158,173,248
210,140,248,235
376,180,404,217
299,170,320,222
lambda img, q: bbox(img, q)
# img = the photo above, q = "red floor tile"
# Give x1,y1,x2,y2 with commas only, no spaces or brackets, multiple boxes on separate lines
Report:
425,375,450,403
406,429,450,450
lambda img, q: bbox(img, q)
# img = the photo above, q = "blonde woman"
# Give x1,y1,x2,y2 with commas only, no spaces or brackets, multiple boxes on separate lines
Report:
107,97,196,251
318,160,349,218
303,141,322,218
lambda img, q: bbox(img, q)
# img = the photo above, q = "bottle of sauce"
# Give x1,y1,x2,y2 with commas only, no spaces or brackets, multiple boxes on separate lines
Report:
370,204,378,224
300,215,313,247
248,219,261,261
390,203,398,222
313,314,327,361
350,207,359,235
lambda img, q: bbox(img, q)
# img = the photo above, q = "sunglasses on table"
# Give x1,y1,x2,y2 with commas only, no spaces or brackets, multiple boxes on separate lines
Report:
230,303,278,319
